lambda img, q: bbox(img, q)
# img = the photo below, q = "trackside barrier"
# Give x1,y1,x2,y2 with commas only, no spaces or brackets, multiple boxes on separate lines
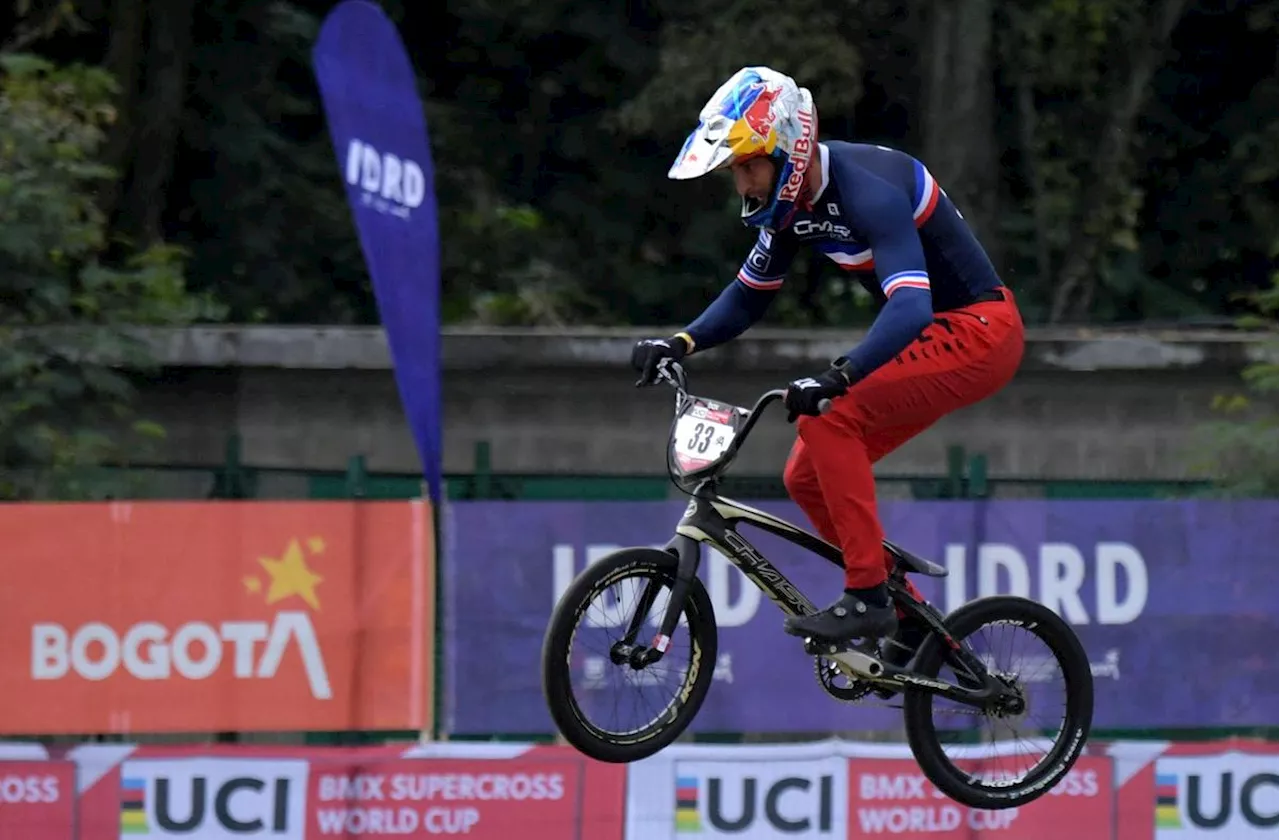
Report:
0,758,77,840
0,739,1273,839
0,501,435,736
0,742,624,840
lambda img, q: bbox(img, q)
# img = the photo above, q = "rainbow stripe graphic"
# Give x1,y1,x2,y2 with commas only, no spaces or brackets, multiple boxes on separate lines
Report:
1155,772,1181,828
675,775,701,833
120,776,148,835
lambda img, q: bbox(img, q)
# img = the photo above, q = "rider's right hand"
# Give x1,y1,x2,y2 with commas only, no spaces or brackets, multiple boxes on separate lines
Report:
631,335,690,386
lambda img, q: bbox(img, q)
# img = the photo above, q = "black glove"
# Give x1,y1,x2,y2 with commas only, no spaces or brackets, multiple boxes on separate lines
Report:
631,334,690,386
784,359,853,422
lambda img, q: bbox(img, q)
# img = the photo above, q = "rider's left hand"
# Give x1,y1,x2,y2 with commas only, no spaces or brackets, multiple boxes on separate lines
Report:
784,360,853,422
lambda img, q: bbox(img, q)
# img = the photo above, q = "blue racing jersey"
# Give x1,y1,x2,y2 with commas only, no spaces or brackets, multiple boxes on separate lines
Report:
684,141,1004,381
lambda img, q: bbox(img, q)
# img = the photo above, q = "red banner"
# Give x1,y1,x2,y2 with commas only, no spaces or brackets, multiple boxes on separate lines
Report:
24,743,625,840
306,757,586,838
846,756,1114,839
0,739,1272,839
0,500,434,734
0,760,77,840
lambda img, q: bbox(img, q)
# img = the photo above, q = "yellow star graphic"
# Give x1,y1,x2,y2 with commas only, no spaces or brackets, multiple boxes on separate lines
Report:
243,575,262,594
257,539,324,610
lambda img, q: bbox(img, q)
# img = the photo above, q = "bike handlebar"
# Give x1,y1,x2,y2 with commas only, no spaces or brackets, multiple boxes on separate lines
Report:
651,360,831,460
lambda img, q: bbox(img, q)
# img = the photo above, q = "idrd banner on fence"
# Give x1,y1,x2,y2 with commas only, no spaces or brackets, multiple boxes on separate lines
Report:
442,499,1278,734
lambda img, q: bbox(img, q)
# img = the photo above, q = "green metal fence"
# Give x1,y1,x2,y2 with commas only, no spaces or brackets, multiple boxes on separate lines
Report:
66,434,1217,503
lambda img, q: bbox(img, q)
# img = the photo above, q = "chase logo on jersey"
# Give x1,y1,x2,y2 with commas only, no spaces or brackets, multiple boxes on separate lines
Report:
793,219,854,240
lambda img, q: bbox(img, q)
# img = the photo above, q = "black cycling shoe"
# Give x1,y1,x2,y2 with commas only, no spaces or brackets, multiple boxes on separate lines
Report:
784,592,898,642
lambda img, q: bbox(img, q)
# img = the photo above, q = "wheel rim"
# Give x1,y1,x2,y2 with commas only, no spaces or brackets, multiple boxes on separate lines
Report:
560,564,704,745
922,618,1080,791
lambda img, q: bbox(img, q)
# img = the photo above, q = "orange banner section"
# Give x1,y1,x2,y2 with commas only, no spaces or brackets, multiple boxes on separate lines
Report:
0,500,434,735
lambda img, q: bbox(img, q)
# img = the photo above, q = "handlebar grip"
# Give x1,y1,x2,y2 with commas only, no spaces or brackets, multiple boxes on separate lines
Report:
817,398,833,415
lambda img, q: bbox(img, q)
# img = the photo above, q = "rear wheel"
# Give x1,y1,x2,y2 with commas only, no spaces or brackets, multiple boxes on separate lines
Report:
903,596,1094,809
541,548,718,763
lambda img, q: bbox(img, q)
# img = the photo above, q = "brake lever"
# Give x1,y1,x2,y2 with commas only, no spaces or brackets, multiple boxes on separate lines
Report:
654,358,685,389
635,362,669,389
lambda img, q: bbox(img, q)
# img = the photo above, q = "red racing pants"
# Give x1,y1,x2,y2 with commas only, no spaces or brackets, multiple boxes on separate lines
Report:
783,287,1025,601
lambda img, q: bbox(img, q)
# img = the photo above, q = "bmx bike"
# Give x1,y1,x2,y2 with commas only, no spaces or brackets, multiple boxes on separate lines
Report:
540,359,1094,809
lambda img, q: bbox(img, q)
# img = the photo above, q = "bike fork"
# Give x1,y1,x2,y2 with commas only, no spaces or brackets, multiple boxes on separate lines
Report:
611,535,701,669
654,534,701,646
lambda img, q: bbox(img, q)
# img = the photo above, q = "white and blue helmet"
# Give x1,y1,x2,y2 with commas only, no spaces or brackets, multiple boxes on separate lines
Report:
669,66,818,231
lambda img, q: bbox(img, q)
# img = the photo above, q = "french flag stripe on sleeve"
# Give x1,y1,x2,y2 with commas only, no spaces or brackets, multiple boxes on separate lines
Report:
881,270,931,296
737,269,785,290
912,162,940,227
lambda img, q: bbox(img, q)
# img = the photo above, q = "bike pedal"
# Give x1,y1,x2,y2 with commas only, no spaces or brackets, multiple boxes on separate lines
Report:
801,636,849,656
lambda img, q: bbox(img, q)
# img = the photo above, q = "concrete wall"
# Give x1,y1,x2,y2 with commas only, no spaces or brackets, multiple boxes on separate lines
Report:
125,325,1273,481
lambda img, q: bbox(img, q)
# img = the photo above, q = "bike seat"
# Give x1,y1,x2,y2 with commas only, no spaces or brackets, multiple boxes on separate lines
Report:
884,540,948,577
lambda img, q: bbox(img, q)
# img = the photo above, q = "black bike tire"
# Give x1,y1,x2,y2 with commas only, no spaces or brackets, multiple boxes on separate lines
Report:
903,595,1095,810
540,547,718,764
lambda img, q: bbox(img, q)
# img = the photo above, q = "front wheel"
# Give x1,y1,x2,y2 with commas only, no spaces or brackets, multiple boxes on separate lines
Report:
541,547,718,763
903,596,1095,809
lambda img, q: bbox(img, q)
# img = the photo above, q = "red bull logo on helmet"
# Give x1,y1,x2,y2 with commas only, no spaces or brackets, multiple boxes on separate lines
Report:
777,108,815,203
741,84,780,137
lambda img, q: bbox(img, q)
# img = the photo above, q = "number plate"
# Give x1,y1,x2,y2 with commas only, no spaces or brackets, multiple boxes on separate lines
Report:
671,405,736,471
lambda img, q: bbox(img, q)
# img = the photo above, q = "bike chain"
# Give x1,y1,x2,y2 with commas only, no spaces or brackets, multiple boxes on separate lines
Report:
812,651,987,716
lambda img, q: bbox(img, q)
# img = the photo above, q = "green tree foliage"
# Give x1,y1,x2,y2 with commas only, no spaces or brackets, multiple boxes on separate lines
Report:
421,0,1275,328
995,0,1195,322
1190,276,1279,497
0,0,1272,497
175,0,375,322
3,0,1275,331
0,55,219,499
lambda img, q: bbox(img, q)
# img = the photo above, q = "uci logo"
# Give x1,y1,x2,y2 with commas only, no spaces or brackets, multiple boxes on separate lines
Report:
344,138,426,219
120,759,306,838
675,761,842,836
1158,765,1279,833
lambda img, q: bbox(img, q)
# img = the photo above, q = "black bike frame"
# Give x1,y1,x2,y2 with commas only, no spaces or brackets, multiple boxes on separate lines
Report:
617,362,1007,709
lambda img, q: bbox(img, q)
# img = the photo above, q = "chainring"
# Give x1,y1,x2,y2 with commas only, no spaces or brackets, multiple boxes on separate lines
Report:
811,633,895,704
814,656,878,702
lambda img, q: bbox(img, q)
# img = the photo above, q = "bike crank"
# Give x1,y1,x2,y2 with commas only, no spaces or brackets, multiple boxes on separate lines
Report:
803,636,885,679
